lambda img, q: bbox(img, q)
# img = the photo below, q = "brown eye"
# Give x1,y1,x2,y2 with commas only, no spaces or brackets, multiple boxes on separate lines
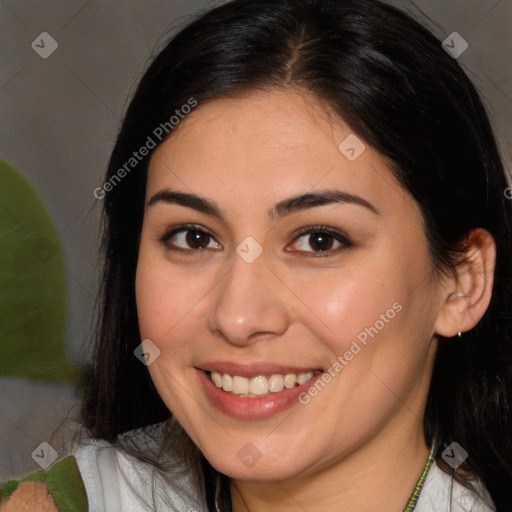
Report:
288,226,353,255
185,230,211,249
161,226,221,251
308,233,335,252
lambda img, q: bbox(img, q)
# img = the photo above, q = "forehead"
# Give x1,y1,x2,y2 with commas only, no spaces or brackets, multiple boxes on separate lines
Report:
146,89,406,214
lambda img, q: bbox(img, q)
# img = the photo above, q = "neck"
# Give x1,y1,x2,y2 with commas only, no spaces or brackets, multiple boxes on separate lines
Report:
229,421,430,512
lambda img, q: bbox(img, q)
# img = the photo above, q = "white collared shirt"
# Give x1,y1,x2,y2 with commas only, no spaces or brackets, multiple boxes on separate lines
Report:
73,424,496,512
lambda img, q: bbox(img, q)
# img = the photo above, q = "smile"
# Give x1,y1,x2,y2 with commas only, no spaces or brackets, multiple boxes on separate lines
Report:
209,370,320,397
197,365,325,419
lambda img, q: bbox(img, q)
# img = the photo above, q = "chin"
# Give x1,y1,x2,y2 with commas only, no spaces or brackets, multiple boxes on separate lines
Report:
201,441,316,481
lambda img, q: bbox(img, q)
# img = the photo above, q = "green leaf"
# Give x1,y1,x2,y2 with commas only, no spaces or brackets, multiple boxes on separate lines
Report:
1,456,88,512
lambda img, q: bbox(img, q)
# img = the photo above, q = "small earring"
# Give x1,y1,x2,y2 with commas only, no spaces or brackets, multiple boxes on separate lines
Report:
457,331,462,338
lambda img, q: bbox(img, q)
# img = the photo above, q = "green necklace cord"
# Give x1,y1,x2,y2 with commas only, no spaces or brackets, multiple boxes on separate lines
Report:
402,445,436,512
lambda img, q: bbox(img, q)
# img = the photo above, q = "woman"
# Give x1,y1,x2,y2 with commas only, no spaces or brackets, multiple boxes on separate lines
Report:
1,0,511,510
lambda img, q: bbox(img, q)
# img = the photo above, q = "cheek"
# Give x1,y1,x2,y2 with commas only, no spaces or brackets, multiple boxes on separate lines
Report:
134,253,210,411
135,250,216,353
135,259,171,341
301,244,434,374
302,258,404,345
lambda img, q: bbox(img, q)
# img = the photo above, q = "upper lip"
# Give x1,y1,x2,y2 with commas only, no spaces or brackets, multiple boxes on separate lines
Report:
198,361,322,378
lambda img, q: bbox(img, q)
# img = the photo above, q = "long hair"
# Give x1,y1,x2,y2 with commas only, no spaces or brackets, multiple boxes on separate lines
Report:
79,0,512,510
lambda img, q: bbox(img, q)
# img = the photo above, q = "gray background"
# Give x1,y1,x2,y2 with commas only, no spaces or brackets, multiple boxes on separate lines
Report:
1,0,511,479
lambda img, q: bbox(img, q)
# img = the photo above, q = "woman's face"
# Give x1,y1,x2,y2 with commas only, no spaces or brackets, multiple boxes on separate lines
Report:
136,89,443,480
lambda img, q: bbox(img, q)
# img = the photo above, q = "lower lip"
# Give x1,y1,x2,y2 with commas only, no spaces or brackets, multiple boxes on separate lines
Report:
196,369,323,420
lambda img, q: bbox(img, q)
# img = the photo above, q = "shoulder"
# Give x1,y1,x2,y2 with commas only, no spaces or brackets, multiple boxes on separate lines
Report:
72,422,207,512
415,460,495,512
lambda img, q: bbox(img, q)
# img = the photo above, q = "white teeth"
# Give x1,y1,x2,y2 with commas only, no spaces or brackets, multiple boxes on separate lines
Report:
284,373,297,389
212,371,223,388
269,374,284,392
297,372,314,385
250,376,269,395
222,373,233,392
209,370,316,396
233,375,249,394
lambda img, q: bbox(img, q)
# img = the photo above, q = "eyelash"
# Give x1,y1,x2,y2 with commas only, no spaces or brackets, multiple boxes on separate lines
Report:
158,223,353,257
290,225,353,257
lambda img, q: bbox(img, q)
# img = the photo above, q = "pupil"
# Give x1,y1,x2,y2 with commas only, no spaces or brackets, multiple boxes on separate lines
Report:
310,233,333,251
186,230,209,248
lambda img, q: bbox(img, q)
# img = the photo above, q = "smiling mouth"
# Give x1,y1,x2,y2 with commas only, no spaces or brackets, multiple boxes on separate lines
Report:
208,370,322,397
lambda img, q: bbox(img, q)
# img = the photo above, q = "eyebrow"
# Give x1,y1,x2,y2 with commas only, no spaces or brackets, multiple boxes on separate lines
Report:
147,188,380,219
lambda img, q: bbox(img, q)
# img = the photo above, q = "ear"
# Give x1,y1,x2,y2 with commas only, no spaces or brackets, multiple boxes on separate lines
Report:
434,228,496,337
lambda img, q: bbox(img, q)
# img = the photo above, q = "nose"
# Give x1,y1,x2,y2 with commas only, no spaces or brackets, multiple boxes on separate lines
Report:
207,251,290,347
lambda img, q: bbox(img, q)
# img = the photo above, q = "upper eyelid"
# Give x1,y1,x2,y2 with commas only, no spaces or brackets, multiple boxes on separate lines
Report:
161,223,215,240
162,224,348,239
293,225,349,237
